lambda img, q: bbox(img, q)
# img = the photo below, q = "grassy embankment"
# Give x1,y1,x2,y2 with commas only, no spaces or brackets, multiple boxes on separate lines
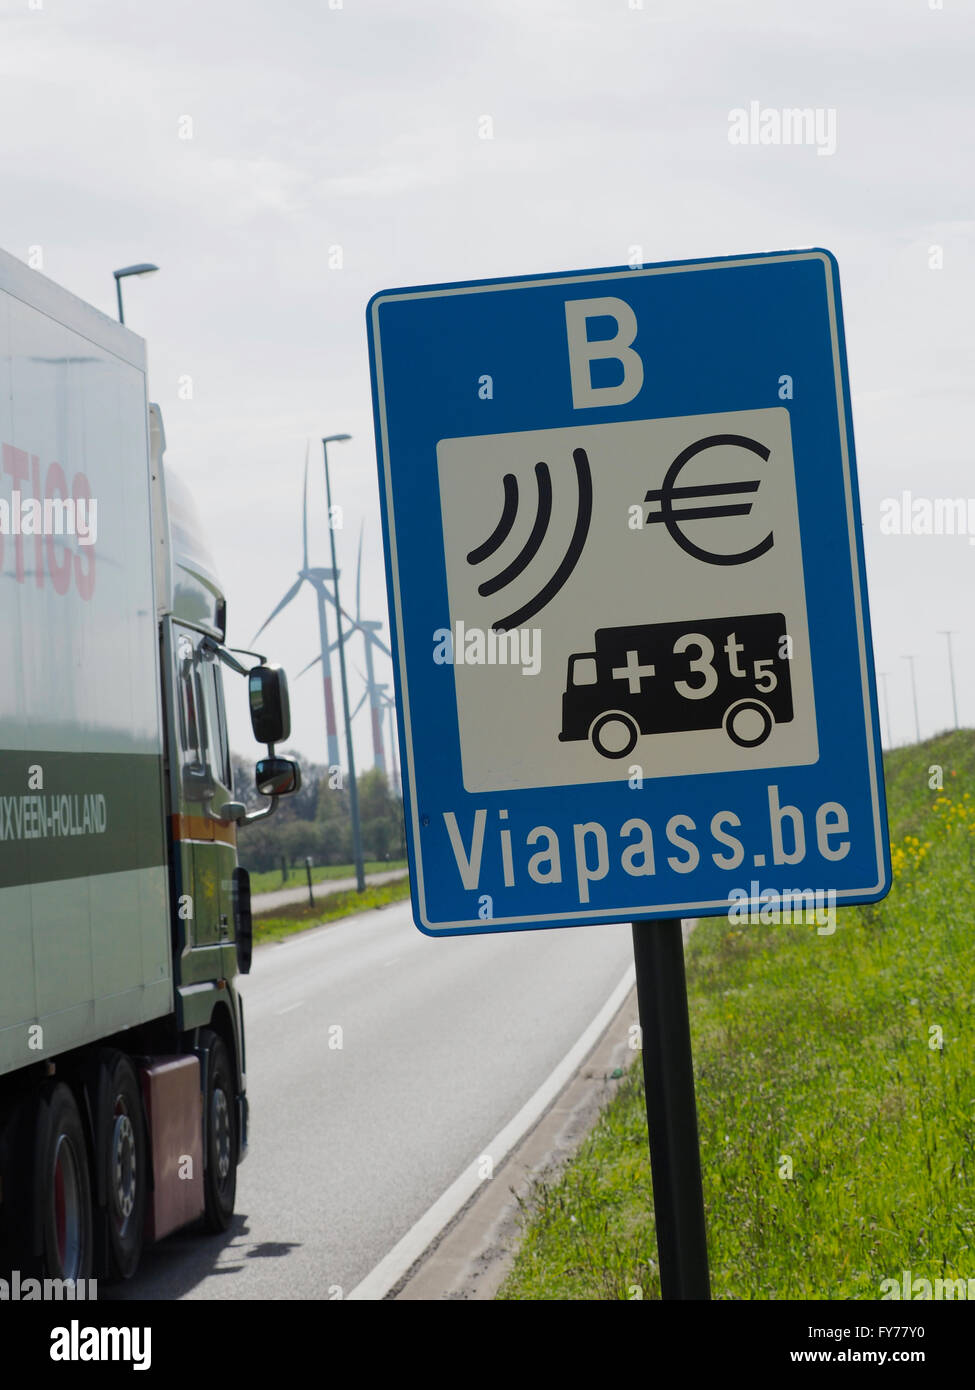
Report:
249,858,409,944
248,859,406,896
499,731,975,1300
252,876,411,944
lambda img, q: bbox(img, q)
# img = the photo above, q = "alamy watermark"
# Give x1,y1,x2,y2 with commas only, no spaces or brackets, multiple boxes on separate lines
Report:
880,491,975,543
0,490,97,545
728,101,836,157
50,1319,150,1370
433,622,541,676
0,1269,97,1300
728,881,837,935
881,1270,974,1300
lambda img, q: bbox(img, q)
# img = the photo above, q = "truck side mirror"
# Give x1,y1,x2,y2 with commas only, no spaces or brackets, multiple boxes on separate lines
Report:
255,756,301,798
248,665,291,745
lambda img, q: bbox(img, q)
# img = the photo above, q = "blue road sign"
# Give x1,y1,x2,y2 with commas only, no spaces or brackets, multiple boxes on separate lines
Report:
367,249,891,935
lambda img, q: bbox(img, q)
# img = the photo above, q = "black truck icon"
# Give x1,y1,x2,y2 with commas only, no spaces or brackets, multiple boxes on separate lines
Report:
559,612,793,759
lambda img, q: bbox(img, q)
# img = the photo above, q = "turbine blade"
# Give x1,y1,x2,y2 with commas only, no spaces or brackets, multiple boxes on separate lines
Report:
361,626,391,659
350,690,369,719
356,522,364,622
295,652,322,678
302,441,310,571
251,576,304,642
320,590,392,657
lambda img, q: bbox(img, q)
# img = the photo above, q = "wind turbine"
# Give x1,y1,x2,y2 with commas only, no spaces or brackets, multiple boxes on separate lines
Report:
252,445,342,767
296,523,392,772
347,524,390,773
350,665,388,773
379,693,401,796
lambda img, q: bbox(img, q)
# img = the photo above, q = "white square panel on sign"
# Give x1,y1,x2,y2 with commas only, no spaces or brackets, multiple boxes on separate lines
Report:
436,406,817,792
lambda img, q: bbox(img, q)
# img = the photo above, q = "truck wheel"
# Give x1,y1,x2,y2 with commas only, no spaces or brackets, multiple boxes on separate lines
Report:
35,1083,93,1282
589,711,639,759
723,698,773,748
200,1029,237,1233
95,1052,146,1281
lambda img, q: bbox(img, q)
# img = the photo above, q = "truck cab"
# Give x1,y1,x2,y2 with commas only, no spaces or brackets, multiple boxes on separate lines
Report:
145,402,301,1248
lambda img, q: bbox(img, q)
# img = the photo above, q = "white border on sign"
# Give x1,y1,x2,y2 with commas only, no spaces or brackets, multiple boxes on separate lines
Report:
370,250,887,931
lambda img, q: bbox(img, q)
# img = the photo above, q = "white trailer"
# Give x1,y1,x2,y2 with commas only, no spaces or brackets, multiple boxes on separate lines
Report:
0,247,298,1283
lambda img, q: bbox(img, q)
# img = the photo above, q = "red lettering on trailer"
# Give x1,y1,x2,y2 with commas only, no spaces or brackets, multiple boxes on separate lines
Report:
2,442,30,581
72,469,96,600
1,439,96,599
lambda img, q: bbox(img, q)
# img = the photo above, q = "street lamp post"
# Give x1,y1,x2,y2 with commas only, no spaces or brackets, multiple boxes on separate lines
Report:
112,263,159,324
322,434,366,894
879,672,893,749
902,654,920,744
937,630,959,730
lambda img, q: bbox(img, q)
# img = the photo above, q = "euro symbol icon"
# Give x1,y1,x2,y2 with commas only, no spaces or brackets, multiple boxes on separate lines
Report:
644,433,774,566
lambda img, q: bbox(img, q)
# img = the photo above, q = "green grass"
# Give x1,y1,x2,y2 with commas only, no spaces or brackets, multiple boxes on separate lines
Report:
498,730,975,1300
247,859,406,896
253,875,411,944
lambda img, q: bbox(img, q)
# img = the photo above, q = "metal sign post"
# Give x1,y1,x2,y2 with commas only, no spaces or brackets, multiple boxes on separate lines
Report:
632,919,710,1299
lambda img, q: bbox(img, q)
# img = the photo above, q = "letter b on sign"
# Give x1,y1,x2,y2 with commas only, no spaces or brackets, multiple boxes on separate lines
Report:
565,297,644,409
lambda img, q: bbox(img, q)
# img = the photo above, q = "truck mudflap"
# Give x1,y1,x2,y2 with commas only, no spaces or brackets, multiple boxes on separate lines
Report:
139,1056,204,1242
236,992,248,1163
238,1092,249,1163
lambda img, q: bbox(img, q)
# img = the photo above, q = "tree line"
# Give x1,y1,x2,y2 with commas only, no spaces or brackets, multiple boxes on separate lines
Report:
231,753,406,875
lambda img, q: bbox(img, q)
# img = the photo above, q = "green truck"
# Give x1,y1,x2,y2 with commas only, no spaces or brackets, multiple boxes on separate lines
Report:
0,248,299,1283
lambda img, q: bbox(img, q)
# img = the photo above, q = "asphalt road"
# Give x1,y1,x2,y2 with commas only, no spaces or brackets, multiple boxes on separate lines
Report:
110,898,634,1300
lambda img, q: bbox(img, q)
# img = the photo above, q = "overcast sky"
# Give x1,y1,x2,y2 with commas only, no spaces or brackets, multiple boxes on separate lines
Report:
2,0,972,768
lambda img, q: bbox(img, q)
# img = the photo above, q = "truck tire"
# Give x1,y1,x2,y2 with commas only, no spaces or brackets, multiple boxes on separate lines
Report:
35,1083,94,1282
95,1052,146,1281
200,1029,237,1233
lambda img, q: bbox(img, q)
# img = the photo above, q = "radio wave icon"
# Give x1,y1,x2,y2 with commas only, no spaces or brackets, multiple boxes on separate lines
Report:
466,448,592,631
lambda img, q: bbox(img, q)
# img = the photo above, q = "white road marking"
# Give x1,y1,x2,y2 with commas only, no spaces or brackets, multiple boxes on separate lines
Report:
274,1000,305,1015
346,962,636,1300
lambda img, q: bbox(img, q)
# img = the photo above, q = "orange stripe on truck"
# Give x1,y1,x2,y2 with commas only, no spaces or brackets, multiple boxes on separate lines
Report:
171,813,237,847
